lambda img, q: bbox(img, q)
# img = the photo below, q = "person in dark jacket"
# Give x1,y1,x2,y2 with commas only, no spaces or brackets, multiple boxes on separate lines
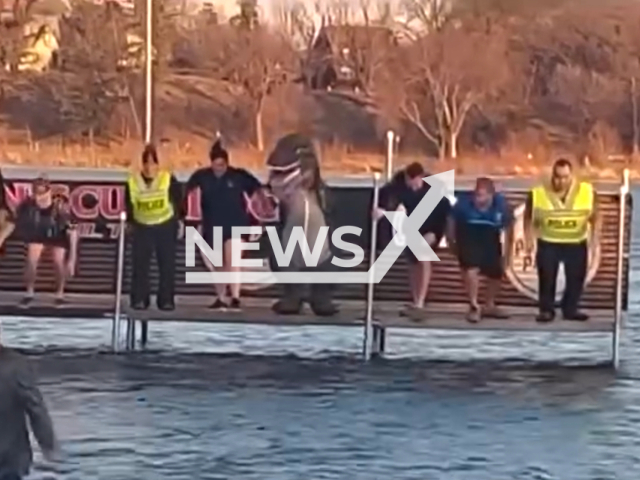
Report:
125,145,184,311
185,138,267,311
374,162,451,315
0,340,58,480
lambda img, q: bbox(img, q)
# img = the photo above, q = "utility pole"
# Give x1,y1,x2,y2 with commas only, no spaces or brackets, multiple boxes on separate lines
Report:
144,0,153,143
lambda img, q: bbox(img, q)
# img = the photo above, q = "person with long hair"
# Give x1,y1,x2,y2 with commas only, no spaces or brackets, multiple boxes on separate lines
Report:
185,138,268,311
13,176,78,307
125,144,183,311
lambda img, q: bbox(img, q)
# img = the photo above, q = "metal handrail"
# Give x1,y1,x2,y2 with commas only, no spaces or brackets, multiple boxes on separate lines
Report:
385,130,395,182
613,168,630,369
112,211,127,352
363,172,381,361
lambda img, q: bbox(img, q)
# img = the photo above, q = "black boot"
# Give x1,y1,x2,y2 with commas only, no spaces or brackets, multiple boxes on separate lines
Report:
272,284,304,315
309,283,338,316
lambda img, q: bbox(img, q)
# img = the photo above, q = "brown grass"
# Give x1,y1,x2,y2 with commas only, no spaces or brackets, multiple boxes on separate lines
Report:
0,136,633,180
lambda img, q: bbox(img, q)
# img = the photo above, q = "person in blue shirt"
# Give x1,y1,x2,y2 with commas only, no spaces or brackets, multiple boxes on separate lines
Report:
446,177,513,323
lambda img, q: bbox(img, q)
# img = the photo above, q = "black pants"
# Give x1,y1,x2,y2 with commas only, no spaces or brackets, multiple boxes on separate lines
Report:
0,473,22,480
131,219,177,308
536,240,588,315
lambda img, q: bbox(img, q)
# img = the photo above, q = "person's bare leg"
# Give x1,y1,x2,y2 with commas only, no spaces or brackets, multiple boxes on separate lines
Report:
199,250,228,301
224,238,242,300
463,268,480,307
483,278,509,318
414,261,431,308
463,268,481,322
51,246,67,299
25,243,43,298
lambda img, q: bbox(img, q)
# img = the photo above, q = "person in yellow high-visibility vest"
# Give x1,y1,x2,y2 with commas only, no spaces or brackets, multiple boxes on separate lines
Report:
524,158,600,323
125,145,183,311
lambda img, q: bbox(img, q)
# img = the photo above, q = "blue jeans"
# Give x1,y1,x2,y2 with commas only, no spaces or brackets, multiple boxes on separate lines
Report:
0,474,22,480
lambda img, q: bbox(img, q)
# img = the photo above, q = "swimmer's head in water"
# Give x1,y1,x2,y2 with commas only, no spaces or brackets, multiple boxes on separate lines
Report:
266,133,320,201
404,162,425,191
141,144,159,178
209,139,229,177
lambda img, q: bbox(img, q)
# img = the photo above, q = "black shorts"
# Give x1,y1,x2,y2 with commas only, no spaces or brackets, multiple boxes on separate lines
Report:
457,237,503,279
404,232,440,264
26,237,69,249
203,225,256,247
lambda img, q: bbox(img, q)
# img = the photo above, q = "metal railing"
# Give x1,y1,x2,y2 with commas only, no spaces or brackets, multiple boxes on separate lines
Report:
112,211,127,352
613,168,630,368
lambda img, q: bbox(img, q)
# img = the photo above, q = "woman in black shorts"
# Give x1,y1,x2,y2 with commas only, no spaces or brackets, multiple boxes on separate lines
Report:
15,177,78,307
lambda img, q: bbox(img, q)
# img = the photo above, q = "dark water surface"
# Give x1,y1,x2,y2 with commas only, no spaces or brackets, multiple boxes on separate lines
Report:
2,191,640,480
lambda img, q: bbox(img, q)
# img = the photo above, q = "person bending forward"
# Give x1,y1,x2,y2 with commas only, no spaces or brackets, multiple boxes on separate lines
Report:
374,162,451,315
447,177,513,323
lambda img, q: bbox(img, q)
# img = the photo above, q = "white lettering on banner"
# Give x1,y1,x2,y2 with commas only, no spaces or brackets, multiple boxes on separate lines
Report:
391,195,457,248
185,227,222,268
185,170,454,284
232,227,263,268
332,226,365,268
266,225,329,268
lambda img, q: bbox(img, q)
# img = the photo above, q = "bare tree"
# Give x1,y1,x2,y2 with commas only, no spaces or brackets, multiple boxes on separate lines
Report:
271,0,317,50
211,27,297,150
400,0,451,35
392,21,510,159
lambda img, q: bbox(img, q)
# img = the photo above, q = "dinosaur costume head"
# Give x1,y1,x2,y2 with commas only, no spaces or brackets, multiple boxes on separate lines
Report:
264,133,338,317
266,133,322,203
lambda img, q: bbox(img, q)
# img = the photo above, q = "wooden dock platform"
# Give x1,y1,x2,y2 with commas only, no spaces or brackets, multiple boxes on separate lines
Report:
0,292,615,332
0,167,630,366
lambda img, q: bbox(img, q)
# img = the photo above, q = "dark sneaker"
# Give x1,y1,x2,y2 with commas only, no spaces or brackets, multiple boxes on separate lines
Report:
310,301,338,317
536,311,555,323
54,297,67,308
209,299,228,311
158,303,175,311
19,296,34,308
272,298,303,315
563,311,589,321
228,298,241,311
131,302,149,311
466,305,481,323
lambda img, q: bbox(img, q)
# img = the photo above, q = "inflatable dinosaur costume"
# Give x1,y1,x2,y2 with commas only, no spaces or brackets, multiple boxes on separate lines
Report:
265,133,338,316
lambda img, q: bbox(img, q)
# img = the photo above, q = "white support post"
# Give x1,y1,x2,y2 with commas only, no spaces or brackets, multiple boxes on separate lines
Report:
112,211,127,353
385,130,395,182
613,168,630,369
144,0,153,143
363,172,381,361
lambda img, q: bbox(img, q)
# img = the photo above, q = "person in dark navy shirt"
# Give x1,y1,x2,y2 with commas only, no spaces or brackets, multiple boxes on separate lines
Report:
375,162,451,315
447,177,513,323
185,139,266,311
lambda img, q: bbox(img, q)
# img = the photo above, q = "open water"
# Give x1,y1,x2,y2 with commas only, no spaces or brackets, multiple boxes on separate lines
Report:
1,190,640,480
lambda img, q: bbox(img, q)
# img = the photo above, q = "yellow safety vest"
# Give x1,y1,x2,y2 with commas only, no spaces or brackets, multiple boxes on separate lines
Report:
531,180,594,243
127,171,175,225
